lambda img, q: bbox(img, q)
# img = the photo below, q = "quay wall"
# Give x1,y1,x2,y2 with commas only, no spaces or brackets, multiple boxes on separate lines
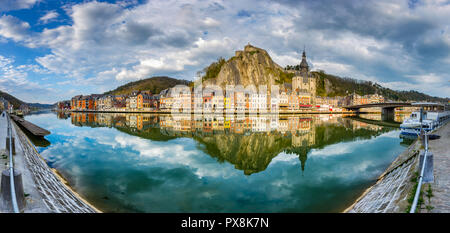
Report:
344,137,421,213
12,121,100,213
345,137,421,213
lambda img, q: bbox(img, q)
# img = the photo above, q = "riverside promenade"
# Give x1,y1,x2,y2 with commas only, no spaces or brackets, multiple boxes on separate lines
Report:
346,122,450,213
426,122,450,212
0,112,99,213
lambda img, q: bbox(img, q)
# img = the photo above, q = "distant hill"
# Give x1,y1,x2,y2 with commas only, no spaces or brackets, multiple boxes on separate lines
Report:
314,70,449,102
104,76,191,95
27,103,54,109
0,90,25,109
0,90,54,110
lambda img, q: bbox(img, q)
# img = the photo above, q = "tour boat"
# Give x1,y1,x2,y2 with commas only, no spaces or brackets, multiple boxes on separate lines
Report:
400,103,450,136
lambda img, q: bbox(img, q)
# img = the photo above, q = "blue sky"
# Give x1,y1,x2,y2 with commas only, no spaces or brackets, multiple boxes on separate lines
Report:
0,0,449,104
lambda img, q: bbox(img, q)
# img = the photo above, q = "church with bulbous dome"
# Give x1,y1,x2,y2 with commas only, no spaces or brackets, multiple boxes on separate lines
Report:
292,49,316,101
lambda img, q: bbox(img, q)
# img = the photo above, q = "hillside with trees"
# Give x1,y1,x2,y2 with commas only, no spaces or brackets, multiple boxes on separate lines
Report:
313,70,448,102
104,76,191,95
0,90,53,110
0,90,25,109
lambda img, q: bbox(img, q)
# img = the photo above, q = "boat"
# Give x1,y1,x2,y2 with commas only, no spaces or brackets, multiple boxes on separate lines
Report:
15,110,24,116
400,102,450,136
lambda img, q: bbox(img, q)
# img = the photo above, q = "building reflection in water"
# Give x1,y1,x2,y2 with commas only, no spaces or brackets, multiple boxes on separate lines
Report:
60,112,402,175
356,112,409,123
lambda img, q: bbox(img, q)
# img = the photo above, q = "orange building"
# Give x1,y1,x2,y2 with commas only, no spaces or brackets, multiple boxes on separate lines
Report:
71,95,82,110
79,96,95,110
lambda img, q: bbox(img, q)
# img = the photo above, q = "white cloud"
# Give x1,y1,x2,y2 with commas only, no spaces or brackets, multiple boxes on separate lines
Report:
380,79,450,98
0,15,30,42
312,61,354,75
0,55,56,103
202,17,220,27
39,10,59,24
405,73,444,84
115,37,235,81
0,0,39,12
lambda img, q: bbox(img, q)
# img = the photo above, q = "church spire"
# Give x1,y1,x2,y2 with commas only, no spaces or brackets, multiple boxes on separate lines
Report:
299,47,309,72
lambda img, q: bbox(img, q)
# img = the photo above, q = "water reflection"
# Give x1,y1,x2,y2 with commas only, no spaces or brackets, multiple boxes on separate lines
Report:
356,112,409,123
24,112,411,213
63,112,399,175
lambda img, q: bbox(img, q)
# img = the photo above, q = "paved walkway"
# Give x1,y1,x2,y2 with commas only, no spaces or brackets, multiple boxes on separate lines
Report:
0,111,98,213
428,122,450,212
0,112,7,213
0,112,7,151
0,111,51,212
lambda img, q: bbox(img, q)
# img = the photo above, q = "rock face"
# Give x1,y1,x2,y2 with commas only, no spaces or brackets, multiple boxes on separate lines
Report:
203,44,286,91
324,78,333,94
197,133,292,175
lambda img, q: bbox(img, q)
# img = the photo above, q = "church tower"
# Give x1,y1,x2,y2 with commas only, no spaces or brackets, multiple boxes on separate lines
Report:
299,50,309,74
291,49,316,105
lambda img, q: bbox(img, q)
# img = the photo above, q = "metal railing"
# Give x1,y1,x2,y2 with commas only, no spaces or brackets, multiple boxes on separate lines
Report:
6,112,20,213
409,131,428,213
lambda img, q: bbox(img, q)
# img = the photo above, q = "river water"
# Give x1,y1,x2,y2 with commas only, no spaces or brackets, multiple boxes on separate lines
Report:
24,112,412,213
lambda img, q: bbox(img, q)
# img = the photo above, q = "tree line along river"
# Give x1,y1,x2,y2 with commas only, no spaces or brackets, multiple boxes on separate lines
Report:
23,111,412,213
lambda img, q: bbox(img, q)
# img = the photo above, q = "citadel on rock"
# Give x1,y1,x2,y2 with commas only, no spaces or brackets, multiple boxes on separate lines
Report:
60,45,386,113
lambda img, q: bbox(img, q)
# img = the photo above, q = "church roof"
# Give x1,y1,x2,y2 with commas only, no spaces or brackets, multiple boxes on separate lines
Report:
300,50,309,69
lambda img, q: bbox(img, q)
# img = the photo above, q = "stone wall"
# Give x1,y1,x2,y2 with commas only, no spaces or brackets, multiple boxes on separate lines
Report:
345,140,421,213
13,122,99,213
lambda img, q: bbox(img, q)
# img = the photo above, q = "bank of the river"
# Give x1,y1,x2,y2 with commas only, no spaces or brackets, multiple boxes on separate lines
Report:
425,122,450,212
345,122,449,213
1,114,100,213
344,138,420,213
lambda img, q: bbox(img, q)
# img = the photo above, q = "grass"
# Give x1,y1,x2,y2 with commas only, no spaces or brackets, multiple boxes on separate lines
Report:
426,184,433,200
425,184,434,212
405,172,435,212
406,172,424,213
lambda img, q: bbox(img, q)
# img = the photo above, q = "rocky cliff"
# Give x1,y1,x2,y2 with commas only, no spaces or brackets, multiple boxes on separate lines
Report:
195,133,292,175
202,44,293,91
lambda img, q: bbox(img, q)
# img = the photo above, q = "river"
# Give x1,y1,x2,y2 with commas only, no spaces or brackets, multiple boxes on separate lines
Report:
24,112,412,213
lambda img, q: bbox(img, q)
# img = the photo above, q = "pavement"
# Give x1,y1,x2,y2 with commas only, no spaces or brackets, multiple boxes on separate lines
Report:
427,122,450,212
0,111,49,212
0,112,7,151
0,111,97,213
0,112,6,213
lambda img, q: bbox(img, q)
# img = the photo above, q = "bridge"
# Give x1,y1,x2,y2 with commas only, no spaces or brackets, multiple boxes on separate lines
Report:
343,102,412,121
343,102,412,111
